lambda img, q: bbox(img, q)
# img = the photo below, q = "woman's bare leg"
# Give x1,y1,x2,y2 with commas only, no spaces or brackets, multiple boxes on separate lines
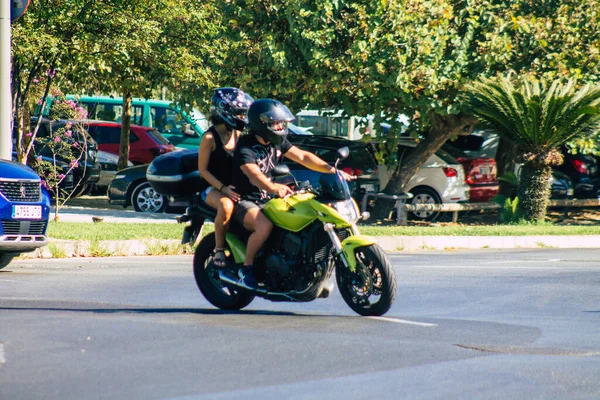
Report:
205,189,233,250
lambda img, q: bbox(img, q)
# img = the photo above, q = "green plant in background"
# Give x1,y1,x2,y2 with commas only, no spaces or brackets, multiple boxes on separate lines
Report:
46,243,67,258
144,241,187,256
88,239,113,257
492,195,520,224
466,77,600,221
498,172,518,190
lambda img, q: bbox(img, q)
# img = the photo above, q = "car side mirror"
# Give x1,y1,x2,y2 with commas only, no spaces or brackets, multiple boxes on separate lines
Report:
271,164,290,177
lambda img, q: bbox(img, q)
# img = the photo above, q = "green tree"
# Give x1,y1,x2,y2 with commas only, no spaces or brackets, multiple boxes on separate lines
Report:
11,0,94,164
66,1,224,169
466,76,600,220
216,0,600,195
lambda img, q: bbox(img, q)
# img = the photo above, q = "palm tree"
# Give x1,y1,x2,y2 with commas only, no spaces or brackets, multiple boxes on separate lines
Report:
466,77,600,221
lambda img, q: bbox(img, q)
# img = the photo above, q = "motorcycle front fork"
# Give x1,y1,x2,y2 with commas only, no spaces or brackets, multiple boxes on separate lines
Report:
323,223,357,269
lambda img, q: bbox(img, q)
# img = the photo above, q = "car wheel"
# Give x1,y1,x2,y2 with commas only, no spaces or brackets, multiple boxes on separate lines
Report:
409,187,442,222
131,181,168,213
0,253,15,270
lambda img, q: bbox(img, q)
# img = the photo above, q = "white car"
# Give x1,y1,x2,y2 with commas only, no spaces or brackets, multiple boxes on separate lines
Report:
379,141,470,221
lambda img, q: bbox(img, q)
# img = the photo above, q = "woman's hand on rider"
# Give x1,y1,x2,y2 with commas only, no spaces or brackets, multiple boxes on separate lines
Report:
221,185,241,202
272,183,294,198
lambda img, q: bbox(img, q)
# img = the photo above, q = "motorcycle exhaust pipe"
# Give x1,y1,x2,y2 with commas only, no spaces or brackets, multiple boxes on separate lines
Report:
217,270,301,301
218,270,268,295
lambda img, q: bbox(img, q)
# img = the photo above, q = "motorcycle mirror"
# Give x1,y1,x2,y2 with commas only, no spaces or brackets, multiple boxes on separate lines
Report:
271,164,291,177
335,146,350,169
337,147,350,160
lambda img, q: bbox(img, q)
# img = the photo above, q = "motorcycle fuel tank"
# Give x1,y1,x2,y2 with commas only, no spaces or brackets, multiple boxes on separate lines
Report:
262,193,319,232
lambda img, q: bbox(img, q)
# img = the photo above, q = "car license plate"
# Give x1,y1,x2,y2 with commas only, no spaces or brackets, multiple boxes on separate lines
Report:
480,167,491,175
12,205,42,219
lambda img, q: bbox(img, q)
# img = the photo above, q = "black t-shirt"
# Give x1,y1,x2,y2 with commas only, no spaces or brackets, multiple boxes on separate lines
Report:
232,133,293,199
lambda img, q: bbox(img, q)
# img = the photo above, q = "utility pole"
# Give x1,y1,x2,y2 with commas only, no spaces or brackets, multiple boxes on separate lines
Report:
0,0,12,160
0,0,30,161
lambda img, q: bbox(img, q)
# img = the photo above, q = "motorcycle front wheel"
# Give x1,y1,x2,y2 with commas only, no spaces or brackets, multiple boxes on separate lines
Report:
336,244,397,316
193,232,255,310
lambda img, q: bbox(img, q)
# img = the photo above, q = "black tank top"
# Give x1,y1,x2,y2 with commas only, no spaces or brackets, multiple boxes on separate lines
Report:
205,127,234,187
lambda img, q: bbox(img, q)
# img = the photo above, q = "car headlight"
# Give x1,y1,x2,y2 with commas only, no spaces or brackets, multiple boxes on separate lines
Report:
332,199,359,223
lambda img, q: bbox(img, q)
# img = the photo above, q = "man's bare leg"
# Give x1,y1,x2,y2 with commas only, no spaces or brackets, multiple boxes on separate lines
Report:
242,208,272,266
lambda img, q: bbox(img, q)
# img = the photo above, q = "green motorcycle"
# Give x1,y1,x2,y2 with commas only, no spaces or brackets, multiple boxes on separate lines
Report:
180,147,397,316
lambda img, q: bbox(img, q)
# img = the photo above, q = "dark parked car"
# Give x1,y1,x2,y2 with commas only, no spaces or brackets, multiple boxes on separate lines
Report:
553,146,600,198
0,159,50,270
550,170,575,199
108,163,187,213
19,118,102,196
286,134,380,202
85,150,133,195
108,164,168,213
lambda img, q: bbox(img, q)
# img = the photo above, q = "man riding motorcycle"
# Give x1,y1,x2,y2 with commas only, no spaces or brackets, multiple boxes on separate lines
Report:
231,98,355,287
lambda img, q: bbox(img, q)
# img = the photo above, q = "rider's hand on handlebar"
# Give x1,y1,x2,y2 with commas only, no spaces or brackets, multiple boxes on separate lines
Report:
338,169,357,181
222,185,241,202
272,183,294,198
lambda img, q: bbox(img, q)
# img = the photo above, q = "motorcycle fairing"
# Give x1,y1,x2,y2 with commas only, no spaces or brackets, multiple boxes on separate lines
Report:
341,235,377,271
262,192,350,231
225,232,247,264
308,200,350,227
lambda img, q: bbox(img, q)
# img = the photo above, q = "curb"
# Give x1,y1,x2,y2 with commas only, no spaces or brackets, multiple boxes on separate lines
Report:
376,235,600,251
16,235,600,260
19,239,187,260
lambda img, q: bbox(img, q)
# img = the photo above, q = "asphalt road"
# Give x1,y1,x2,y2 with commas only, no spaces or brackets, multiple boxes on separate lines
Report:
1,249,599,399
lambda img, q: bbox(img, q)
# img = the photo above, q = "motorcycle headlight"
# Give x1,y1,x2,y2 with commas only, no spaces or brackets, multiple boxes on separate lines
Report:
333,199,359,223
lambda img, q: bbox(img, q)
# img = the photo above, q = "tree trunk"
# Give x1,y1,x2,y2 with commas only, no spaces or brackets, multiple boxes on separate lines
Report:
370,113,477,220
517,164,551,221
118,90,132,170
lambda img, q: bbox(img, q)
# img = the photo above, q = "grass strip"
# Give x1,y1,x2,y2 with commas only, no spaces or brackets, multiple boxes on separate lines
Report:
360,224,600,236
48,221,186,240
47,221,600,241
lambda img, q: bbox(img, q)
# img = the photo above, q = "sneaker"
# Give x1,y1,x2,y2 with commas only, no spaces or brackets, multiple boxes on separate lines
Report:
238,265,258,289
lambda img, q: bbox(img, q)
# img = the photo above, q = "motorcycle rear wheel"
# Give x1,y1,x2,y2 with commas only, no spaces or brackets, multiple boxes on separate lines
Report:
193,232,255,310
336,244,397,316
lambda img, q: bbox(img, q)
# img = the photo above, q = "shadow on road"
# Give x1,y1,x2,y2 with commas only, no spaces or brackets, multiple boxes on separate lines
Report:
0,306,306,317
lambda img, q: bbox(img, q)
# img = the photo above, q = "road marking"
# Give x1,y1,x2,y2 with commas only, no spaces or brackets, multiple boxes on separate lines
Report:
0,344,5,365
410,264,563,270
482,259,560,264
367,316,437,327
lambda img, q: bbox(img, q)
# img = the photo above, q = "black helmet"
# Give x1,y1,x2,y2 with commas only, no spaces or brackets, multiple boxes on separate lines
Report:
210,87,254,131
248,99,295,145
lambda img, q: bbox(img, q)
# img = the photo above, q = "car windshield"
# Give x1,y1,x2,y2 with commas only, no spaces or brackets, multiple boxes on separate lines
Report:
146,128,171,145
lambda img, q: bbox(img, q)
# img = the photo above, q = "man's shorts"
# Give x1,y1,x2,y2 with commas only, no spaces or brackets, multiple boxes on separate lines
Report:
232,199,262,225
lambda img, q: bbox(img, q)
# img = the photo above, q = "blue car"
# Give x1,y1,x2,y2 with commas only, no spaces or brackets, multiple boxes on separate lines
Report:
0,159,51,270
